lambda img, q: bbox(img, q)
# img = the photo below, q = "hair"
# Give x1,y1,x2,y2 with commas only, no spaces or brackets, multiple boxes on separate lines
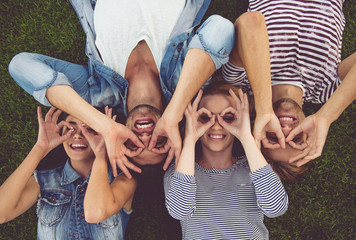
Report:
266,156,310,182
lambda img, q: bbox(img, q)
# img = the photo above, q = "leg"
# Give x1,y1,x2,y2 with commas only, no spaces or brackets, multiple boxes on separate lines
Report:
8,52,89,106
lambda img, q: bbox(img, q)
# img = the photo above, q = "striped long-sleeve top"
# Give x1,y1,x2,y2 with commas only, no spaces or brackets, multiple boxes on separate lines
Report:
222,0,346,104
164,157,288,240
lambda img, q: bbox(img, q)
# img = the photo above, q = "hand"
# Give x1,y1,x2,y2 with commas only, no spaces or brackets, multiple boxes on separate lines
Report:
79,107,115,160
36,106,74,153
253,112,286,150
184,90,216,142
148,111,182,170
103,120,144,178
286,114,331,167
217,89,251,141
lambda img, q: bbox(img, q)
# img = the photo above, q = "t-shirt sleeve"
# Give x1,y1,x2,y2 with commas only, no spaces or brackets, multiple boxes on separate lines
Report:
250,164,289,218
164,164,197,221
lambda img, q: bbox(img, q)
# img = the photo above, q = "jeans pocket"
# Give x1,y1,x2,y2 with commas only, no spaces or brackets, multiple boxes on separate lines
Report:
37,189,72,226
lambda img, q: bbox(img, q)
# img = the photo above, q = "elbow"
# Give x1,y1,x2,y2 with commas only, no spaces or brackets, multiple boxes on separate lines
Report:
84,206,106,223
262,194,289,218
0,214,11,224
165,201,195,221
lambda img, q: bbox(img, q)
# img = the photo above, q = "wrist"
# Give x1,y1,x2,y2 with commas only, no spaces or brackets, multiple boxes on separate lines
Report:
32,144,51,158
237,133,255,146
183,136,197,146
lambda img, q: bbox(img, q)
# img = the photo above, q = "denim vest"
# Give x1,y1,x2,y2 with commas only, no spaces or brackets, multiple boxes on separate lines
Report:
68,0,211,116
34,160,131,240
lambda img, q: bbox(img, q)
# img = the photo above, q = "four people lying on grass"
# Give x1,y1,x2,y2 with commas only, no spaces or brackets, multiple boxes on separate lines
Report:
3,0,355,238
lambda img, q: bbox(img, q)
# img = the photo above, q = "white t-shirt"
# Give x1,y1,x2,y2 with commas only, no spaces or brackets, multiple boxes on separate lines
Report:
94,0,185,76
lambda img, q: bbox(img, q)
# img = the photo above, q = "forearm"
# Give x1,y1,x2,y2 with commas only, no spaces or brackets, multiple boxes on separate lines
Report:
164,49,215,123
84,158,115,222
231,12,273,114
316,64,356,123
175,137,197,175
0,145,45,219
239,134,268,172
46,85,114,134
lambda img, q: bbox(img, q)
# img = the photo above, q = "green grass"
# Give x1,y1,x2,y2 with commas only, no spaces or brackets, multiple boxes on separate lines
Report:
0,0,355,239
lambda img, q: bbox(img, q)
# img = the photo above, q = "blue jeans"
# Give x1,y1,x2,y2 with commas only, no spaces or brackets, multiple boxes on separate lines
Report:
9,15,235,115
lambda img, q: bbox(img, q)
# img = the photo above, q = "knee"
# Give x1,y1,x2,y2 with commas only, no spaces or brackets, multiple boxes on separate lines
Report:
8,52,32,75
234,11,265,30
204,15,235,38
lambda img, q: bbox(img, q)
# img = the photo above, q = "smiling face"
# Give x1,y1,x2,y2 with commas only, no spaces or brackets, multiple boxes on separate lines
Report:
198,94,236,153
125,104,167,165
263,98,306,163
62,115,95,163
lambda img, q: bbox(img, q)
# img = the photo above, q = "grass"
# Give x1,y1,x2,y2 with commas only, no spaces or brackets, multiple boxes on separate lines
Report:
0,0,355,239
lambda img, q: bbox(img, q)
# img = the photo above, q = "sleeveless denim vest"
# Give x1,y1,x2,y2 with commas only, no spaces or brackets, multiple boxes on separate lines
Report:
34,160,131,240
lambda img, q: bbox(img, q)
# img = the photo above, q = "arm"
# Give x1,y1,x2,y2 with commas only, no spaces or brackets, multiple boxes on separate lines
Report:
230,12,285,149
46,85,144,178
218,89,288,217
287,51,356,166
80,118,137,223
165,91,215,220
0,107,73,223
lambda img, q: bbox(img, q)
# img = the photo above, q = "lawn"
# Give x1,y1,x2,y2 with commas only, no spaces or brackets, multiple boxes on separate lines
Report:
0,0,355,239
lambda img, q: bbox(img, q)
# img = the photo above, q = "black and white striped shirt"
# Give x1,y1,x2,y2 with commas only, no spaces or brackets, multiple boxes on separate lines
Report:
222,0,346,104
164,157,288,239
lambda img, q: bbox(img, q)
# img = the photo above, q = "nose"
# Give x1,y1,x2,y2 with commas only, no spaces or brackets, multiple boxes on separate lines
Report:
72,126,84,139
138,133,152,147
211,118,223,130
281,125,292,136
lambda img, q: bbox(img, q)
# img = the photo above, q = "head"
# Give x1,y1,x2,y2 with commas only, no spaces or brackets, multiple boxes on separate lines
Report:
125,104,168,165
262,98,309,181
195,82,250,157
61,115,96,164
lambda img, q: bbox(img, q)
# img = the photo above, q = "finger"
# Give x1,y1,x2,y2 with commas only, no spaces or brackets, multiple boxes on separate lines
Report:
261,137,281,149
275,129,286,149
288,141,308,150
286,125,303,142
197,107,212,117
113,115,117,121
242,93,249,111
57,121,74,131
295,157,314,167
151,143,170,154
51,108,63,123
120,154,142,173
216,115,233,133
229,88,240,104
125,147,144,157
163,148,175,171
37,106,44,125
220,107,237,117
109,158,119,178
254,138,261,150
128,130,145,149
192,89,203,111
148,130,159,150
44,107,56,122
288,146,312,163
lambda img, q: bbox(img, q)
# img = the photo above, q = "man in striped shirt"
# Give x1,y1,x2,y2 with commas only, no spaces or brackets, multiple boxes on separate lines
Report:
222,0,356,180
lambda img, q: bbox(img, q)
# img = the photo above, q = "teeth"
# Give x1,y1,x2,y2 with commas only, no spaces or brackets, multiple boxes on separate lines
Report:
209,134,224,139
279,117,294,122
136,123,153,129
71,144,87,148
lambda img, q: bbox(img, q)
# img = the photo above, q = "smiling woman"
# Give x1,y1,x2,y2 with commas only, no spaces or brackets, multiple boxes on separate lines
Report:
164,82,289,239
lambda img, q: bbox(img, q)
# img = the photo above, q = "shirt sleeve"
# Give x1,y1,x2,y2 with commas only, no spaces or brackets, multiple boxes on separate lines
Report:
164,164,197,221
250,164,289,218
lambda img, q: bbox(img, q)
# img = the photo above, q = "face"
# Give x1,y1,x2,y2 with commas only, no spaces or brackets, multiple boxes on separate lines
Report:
263,98,306,163
125,104,167,165
62,115,95,163
198,94,236,153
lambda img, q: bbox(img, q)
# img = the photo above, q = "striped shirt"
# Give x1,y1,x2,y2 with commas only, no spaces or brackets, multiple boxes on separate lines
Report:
222,0,346,104
164,157,288,239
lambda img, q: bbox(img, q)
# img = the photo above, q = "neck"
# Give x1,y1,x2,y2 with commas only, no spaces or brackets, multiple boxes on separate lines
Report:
125,41,162,112
199,145,235,169
70,158,94,179
272,84,303,107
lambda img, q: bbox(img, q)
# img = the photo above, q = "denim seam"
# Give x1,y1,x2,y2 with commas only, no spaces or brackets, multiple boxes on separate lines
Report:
197,33,228,60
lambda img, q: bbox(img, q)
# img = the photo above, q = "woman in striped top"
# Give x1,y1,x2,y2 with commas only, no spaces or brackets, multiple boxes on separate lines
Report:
164,83,288,239
222,0,356,180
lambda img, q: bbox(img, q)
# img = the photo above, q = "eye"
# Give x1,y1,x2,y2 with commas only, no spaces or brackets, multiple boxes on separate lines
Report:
155,137,167,149
198,114,211,124
125,140,138,151
86,127,96,134
266,132,278,143
292,133,304,144
221,113,235,123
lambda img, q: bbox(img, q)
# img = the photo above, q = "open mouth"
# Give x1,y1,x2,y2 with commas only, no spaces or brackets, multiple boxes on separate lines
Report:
208,134,226,142
134,118,155,132
278,115,297,123
70,143,88,151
